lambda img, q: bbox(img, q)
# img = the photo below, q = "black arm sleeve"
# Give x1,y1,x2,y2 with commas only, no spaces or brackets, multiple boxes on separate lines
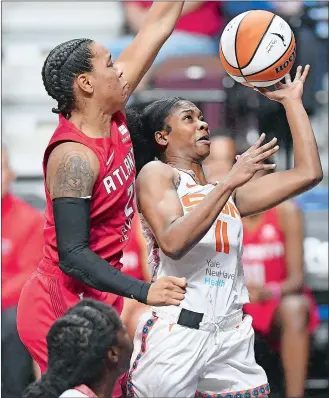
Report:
53,197,150,304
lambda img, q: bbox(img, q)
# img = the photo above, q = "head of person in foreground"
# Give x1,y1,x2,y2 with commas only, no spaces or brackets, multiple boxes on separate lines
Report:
23,299,132,398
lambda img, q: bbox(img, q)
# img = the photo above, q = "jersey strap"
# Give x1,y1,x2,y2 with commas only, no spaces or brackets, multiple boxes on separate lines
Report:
75,384,98,397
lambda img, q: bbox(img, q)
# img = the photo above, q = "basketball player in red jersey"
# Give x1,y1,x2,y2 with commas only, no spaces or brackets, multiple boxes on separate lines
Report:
243,198,319,398
17,2,187,395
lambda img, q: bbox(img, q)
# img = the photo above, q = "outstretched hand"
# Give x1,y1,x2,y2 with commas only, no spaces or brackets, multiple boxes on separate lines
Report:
254,65,310,103
225,133,279,189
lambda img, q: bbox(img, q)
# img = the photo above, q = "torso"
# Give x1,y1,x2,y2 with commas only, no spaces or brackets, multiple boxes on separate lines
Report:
141,169,249,317
41,112,136,292
242,207,286,286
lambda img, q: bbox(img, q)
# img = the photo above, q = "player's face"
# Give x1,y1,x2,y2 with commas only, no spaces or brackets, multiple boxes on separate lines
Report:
162,101,211,162
88,42,129,112
107,326,133,374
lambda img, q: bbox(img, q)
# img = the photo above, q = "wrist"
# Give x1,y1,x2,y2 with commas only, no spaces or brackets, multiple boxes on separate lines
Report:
139,282,151,304
281,97,303,108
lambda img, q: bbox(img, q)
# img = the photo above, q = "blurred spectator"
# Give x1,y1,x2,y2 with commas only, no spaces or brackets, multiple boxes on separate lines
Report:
1,148,44,397
120,213,149,340
242,199,320,398
109,1,223,90
203,132,236,182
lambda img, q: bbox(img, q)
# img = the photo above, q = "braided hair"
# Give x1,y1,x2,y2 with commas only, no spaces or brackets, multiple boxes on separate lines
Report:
23,299,122,398
42,38,94,118
126,97,185,175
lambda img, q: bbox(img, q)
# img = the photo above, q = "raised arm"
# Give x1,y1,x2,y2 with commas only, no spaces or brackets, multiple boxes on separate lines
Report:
46,142,186,306
137,141,278,260
115,1,185,99
235,66,323,217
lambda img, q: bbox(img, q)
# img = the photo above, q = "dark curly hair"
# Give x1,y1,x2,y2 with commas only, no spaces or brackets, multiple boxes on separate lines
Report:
23,299,122,398
126,97,185,175
41,38,94,118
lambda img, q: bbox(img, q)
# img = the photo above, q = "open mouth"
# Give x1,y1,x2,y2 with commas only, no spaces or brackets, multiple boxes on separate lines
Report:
197,135,210,144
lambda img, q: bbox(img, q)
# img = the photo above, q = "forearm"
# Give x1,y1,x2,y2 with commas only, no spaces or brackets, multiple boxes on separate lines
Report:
283,98,322,179
143,1,184,35
160,182,233,259
59,249,150,303
53,197,150,303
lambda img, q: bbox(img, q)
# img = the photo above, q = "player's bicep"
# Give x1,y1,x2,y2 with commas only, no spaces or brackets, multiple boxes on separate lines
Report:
46,142,100,200
136,163,183,241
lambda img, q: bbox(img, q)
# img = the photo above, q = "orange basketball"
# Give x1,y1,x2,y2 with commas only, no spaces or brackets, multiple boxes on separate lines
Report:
219,10,296,87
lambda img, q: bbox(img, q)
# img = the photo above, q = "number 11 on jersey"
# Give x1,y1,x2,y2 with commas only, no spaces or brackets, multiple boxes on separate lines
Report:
215,220,230,254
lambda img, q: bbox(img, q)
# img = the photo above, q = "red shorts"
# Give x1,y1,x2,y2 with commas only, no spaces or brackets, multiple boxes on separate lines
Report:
243,288,319,340
17,261,125,397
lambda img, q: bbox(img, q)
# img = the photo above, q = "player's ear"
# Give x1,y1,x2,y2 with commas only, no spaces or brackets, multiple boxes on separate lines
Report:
154,126,170,149
107,346,119,364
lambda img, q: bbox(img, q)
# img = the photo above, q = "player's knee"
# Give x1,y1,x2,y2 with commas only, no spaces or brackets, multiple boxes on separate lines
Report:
278,295,310,331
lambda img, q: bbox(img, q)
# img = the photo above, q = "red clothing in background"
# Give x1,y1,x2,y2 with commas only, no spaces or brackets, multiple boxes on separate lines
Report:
242,207,319,337
2,193,44,310
128,1,222,37
121,213,145,281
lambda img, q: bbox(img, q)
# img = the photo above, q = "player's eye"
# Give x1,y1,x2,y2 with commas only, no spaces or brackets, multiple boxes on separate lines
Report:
183,115,193,121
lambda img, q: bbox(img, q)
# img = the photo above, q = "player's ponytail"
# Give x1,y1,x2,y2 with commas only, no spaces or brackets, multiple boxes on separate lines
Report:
23,299,122,398
127,97,185,175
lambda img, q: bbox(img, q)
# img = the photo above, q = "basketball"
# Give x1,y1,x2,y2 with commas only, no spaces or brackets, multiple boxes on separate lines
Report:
220,10,296,87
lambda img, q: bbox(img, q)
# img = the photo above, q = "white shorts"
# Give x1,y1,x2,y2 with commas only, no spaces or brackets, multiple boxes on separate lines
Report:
127,309,269,398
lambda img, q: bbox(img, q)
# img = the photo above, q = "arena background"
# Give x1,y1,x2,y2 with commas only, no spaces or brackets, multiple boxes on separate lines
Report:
2,1,328,397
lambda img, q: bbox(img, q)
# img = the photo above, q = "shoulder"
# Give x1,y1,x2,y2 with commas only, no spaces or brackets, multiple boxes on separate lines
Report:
48,141,99,168
277,200,300,218
137,161,177,183
277,200,302,230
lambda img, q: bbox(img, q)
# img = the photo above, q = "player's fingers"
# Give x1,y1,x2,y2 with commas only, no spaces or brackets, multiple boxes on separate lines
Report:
248,133,266,152
254,87,270,96
169,276,187,289
285,72,292,84
262,163,277,170
167,299,182,306
168,292,185,302
300,64,310,83
252,137,278,156
294,65,303,81
274,82,284,90
254,145,279,163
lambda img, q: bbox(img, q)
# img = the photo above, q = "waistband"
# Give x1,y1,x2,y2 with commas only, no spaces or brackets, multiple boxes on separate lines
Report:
152,306,243,333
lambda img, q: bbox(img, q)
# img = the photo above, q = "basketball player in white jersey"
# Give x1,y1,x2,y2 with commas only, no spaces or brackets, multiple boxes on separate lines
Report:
23,299,132,398
126,65,322,397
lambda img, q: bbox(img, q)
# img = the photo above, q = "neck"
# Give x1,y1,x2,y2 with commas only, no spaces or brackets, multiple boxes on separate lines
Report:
69,106,113,138
89,376,116,398
165,155,208,185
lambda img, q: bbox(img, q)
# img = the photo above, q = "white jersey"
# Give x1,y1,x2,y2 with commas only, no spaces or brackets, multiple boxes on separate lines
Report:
142,169,249,317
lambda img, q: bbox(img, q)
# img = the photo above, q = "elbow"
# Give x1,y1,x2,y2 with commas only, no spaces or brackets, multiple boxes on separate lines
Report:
159,240,185,261
304,169,323,188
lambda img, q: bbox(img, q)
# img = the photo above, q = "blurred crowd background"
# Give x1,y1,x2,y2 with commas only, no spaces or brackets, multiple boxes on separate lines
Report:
2,2,328,398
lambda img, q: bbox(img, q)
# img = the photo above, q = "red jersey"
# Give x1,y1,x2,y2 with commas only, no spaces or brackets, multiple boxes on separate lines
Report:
41,112,136,294
242,208,286,287
2,193,44,310
130,1,222,37
121,213,145,280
